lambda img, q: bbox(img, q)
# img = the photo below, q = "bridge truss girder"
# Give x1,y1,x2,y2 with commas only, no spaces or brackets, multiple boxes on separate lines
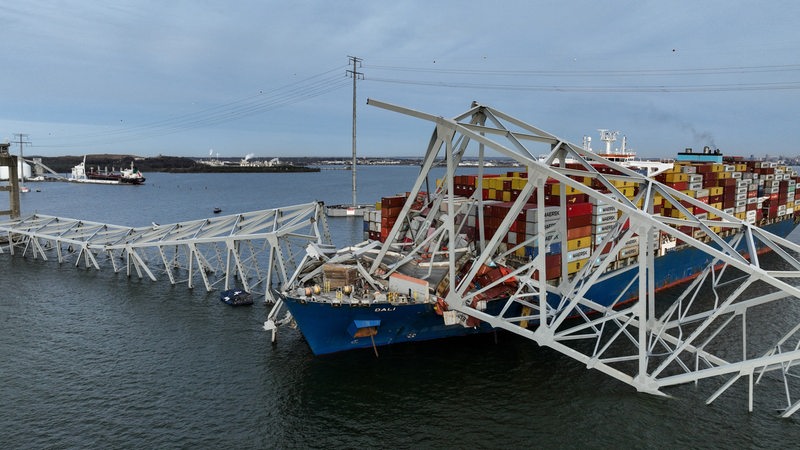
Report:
0,202,330,303
366,99,800,417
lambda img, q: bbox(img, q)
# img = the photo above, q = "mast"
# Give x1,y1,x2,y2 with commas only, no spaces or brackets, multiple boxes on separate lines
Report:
347,56,363,206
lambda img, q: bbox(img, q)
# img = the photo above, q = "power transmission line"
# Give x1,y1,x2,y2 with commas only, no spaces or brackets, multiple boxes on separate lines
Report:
35,66,351,148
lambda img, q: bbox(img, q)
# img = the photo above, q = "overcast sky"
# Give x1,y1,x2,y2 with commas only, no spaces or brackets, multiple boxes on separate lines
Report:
2,1,799,159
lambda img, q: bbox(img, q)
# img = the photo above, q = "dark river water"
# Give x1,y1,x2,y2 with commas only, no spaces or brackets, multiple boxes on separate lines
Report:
2,166,800,448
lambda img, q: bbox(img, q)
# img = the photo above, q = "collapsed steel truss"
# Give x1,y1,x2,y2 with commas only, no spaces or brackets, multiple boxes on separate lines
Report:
365,99,800,417
0,202,330,302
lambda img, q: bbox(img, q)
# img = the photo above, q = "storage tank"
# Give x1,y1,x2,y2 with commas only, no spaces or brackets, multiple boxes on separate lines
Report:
0,160,32,180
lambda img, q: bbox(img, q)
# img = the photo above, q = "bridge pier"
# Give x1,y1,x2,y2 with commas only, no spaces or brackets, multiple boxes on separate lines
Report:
0,143,20,219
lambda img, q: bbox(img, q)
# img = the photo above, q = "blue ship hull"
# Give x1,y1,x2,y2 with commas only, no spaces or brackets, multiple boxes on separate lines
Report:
281,219,798,355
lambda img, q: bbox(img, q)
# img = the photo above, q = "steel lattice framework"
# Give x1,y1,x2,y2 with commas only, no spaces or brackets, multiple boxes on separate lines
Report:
363,99,800,417
0,202,330,302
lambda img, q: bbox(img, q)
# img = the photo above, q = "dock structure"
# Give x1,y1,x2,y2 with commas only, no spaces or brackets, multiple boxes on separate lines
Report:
0,202,331,303
308,99,800,416
0,143,20,219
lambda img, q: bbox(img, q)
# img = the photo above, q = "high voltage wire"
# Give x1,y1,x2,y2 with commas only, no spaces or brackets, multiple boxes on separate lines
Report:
364,61,800,93
31,61,800,149
365,63,800,77
36,66,350,148
367,76,800,92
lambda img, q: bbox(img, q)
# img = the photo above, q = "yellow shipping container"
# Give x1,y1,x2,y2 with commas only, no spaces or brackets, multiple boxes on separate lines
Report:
711,163,724,172
567,258,589,274
708,186,723,197
511,178,527,190
735,212,746,220
551,183,582,195
665,173,689,183
735,163,747,172
619,187,636,198
501,190,512,202
567,237,592,251
717,172,730,179
670,162,687,172
668,209,686,219
611,179,636,188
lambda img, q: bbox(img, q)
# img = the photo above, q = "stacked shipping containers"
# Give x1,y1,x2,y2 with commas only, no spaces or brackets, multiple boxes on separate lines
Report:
364,158,799,283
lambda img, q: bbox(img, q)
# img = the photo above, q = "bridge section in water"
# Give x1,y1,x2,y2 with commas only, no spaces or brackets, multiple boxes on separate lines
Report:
0,201,330,303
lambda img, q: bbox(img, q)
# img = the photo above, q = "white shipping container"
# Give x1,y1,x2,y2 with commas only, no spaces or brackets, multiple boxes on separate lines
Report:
593,204,617,215
525,220,559,235
594,222,616,234
688,174,703,183
621,236,639,248
526,206,561,223
567,247,592,262
592,212,617,225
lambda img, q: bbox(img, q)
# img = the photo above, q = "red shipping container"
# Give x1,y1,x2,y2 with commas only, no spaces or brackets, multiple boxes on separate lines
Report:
668,181,688,191
382,195,406,208
567,214,592,228
567,202,593,217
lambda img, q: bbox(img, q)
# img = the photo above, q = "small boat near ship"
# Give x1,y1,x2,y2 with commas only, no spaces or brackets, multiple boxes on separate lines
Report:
270,101,800,356
220,289,253,306
69,156,146,185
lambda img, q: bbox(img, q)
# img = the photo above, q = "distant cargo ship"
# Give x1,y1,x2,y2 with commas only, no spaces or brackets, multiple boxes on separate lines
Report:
69,156,146,185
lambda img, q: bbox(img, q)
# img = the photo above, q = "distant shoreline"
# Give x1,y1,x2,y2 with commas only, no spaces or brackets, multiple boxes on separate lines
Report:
31,154,522,175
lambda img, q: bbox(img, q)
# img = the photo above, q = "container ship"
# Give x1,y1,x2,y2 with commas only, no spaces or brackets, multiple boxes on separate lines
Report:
271,106,799,356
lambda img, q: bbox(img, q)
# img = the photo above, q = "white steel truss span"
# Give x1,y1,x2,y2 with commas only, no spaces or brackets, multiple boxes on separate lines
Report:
0,202,330,302
364,99,800,417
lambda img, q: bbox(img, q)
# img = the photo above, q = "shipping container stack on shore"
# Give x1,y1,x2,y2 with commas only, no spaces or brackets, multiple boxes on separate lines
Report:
363,153,799,286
